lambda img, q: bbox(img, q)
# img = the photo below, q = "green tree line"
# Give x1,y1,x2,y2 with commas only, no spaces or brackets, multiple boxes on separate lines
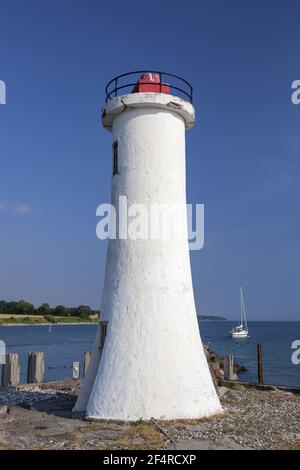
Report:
0,300,100,319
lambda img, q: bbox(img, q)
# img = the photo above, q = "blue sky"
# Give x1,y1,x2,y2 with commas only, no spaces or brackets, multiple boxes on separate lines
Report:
0,0,299,320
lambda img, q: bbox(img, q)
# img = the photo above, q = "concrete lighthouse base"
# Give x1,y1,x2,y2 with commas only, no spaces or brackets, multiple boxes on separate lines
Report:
73,91,222,421
74,309,222,421
85,309,222,421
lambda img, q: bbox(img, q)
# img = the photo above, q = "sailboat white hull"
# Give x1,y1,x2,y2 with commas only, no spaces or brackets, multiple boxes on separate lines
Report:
230,329,248,338
230,287,249,339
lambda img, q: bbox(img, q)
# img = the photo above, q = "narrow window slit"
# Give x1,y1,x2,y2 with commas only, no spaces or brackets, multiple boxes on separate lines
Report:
99,320,108,355
113,141,118,175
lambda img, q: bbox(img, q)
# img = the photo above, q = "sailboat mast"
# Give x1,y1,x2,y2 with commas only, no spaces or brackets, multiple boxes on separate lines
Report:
240,286,243,326
240,287,248,330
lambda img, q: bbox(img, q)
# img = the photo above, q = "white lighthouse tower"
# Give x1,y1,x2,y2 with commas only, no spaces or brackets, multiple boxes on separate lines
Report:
74,72,222,420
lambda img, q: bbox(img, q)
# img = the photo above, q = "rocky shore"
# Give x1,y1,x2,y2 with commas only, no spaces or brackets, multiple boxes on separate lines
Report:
0,378,299,450
203,345,247,381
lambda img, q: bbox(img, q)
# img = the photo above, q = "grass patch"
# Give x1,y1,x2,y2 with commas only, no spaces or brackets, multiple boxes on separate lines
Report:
108,422,165,450
0,316,45,325
0,315,98,325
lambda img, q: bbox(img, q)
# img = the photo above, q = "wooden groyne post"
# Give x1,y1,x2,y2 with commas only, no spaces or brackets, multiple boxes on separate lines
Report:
73,361,80,379
1,353,20,387
83,352,91,377
27,352,45,384
224,354,234,380
257,343,263,384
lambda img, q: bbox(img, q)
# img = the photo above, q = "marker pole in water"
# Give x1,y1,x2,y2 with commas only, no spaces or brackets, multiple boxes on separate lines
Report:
257,343,263,384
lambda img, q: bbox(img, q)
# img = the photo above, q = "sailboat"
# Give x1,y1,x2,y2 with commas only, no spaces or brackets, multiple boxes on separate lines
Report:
230,287,249,338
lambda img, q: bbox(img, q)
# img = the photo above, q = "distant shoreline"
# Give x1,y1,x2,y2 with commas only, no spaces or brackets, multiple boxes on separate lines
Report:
0,322,97,327
0,314,98,327
198,315,227,321
0,318,227,326
0,315,226,326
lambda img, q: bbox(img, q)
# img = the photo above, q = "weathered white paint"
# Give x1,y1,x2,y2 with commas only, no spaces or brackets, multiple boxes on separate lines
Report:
102,92,196,131
74,92,222,420
73,323,101,413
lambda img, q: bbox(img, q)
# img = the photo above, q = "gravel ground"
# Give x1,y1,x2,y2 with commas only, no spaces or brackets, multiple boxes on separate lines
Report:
164,385,300,450
0,381,299,450
0,387,58,407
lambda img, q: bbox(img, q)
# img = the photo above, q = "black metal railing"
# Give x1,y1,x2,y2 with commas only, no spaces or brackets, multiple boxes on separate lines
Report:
105,71,193,104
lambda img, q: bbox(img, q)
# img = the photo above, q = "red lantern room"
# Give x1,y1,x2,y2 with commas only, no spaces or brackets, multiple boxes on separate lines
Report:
132,72,170,94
